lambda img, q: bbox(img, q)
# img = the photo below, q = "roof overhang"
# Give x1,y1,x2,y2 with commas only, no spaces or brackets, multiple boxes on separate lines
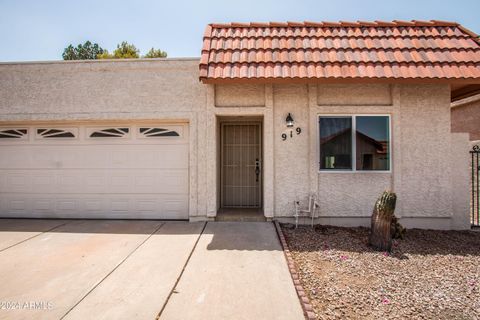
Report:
201,77,480,85
451,84,480,101
202,77,480,103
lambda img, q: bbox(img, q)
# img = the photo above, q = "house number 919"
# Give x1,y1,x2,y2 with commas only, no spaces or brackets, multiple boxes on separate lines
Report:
281,127,301,141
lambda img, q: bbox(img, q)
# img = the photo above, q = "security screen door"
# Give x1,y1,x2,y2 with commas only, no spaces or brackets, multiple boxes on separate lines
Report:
221,123,262,208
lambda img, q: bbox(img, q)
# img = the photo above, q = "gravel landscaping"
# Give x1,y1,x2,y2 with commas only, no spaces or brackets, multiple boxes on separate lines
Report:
281,224,480,320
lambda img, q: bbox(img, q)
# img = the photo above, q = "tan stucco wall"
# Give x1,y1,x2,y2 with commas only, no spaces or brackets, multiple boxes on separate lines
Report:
396,85,452,219
317,84,392,106
0,60,471,229
0,59,204,119
215,84,265,107
210,82,469,229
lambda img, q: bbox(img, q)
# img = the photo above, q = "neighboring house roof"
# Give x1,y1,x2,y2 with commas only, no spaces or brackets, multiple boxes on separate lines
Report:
321,128,386,153
199,20,480,84
451,93,480,107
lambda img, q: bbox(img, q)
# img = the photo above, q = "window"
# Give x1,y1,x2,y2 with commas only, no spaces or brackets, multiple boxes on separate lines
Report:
88,128,129,138
138,127,180,137
0,128,28,139
36,128,76,138
319,115,390,171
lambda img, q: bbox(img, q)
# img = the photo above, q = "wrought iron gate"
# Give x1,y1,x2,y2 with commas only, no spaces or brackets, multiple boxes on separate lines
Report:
471,145,480,227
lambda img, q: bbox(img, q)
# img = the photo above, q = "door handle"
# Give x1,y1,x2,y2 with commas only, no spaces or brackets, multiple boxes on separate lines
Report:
255,158,260,182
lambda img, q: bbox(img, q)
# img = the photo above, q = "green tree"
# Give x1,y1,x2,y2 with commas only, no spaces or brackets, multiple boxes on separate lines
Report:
96,50,113,59
143,47,167,58
62,41,105,60
97,41,140,59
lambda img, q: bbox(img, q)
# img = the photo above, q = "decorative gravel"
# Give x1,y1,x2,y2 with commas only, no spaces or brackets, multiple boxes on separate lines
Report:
281,224,480,320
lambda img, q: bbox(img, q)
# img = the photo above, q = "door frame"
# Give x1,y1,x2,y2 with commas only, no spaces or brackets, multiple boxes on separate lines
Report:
220,120,263,209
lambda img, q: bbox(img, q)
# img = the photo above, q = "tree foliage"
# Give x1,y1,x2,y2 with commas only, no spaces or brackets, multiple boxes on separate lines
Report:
63,41,168,60
143,47,167,58
97,41,140,59
62,41,105,60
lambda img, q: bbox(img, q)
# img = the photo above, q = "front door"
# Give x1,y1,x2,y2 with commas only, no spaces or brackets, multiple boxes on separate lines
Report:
221,122,262,208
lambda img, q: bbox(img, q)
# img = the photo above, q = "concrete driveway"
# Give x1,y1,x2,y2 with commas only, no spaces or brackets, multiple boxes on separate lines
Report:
0,219,303,320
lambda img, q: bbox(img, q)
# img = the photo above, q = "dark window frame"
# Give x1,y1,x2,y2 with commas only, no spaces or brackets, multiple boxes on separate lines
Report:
88,128,130,138
0,128,28,139
318,115,391,172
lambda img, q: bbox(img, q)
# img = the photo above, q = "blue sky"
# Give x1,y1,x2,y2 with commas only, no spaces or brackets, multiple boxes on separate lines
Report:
0,0,479,61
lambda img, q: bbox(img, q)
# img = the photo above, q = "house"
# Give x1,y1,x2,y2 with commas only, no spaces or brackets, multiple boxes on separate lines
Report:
451,93,480,142
0,20,479,229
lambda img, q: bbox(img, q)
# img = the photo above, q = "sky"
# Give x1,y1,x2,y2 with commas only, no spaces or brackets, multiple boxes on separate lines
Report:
0,0,479,62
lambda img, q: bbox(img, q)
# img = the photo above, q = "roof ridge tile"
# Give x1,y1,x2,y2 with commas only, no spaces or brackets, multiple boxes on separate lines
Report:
392,20,415,26
250,22,269,27
287,21,304,27
207,20,465,29
411,20,436,26
321,21,343,27
303,21,324,27
230,22,250,27
269,22,288,27
430,20,459,26
339,21,361,27
374,20,398,27
357,21,379,27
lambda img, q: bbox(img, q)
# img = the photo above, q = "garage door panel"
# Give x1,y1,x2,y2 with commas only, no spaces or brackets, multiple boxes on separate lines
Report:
0,145,189,170
0,194,189,219
32,174,56,188
0,123,189,219
4,174,32,193
161,171,189,193
162,197,189,219
0,149,32,168
32,199,54,214
0,169,189,195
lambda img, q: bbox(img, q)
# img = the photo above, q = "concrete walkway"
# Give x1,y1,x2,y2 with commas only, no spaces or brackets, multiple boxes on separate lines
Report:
0,220,303,320
159,222,304,320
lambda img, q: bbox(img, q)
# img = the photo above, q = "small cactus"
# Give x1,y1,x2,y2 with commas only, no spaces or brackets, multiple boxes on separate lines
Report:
369,191,404,251
374,191,397,217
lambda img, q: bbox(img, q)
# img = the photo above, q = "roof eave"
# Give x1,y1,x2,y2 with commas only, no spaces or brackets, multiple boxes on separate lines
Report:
199,77,480,85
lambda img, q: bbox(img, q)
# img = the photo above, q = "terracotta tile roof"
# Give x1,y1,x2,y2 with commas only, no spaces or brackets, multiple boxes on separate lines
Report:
199,20,480,83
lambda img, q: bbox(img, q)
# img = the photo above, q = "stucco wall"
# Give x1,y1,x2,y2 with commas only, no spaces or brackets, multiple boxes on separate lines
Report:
272,84,310,216
317,84,392,106
0,59,204,119
211,82,468,229
212,82,468,229
397,85,453,218
0,60,471,229
215,84,265,107
451,97,480,141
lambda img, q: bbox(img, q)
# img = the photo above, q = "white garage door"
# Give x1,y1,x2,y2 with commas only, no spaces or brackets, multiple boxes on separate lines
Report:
0,123,189,219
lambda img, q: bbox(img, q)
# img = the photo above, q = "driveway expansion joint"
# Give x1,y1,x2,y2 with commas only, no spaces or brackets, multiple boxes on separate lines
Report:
156,221,207,319
0,221,68,254
273,221,316,320
59,221,166,320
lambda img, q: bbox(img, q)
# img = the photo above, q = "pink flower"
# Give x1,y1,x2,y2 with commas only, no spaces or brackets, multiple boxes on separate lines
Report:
340,255,348,261
383,252,389,257
382,298,390,304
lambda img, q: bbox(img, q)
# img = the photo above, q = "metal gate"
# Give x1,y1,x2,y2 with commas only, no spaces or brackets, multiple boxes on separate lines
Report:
221,122,262,208
471,145,480,227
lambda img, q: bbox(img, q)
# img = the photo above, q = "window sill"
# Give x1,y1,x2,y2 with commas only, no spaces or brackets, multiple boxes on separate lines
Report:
318,170,392,174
